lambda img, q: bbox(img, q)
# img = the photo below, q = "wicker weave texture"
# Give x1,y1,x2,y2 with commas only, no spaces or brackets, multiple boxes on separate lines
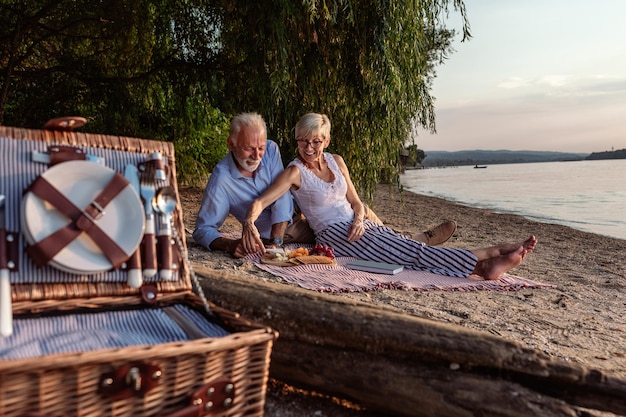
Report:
0,326,275,416
0,126,277,417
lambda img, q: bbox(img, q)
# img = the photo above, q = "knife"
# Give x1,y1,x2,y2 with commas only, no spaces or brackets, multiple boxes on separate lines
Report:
124,165,144,288
0,195,13,337
140,180,157,278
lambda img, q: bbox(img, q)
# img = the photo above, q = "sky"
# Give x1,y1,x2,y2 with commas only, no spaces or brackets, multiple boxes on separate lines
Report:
416,0,626,153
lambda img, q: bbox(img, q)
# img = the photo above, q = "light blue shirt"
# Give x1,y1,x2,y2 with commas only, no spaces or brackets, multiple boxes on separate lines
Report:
192,140,293,250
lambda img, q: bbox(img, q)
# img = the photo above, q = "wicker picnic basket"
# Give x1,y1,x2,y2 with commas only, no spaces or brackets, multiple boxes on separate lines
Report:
0,124,277,417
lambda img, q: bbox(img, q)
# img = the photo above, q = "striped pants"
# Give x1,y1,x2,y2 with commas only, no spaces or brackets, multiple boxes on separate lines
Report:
316,220,478,278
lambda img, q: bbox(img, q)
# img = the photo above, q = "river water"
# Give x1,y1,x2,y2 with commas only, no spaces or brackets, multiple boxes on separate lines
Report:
400,159,626,240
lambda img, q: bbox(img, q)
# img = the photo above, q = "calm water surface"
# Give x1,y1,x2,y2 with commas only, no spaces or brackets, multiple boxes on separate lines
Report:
401,159,626,240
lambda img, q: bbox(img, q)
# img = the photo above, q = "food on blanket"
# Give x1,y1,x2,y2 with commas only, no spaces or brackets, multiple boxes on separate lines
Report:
286,247,309,257
262,247,334,266
263,251,289,262
309,244,335,259
291,255,335,265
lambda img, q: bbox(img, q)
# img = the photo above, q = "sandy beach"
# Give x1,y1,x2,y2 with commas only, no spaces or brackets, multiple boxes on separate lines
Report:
180,183,626,416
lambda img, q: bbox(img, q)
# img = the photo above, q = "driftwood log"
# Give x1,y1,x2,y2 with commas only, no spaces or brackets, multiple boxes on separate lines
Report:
194,265,626,417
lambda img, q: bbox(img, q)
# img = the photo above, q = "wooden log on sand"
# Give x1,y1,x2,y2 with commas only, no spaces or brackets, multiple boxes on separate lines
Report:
194,265,626,417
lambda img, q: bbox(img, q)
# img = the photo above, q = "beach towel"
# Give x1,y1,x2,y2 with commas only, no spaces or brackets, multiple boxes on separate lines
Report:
245,244,554,293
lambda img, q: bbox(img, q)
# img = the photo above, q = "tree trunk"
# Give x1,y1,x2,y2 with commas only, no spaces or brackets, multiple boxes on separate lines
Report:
194,265,626,417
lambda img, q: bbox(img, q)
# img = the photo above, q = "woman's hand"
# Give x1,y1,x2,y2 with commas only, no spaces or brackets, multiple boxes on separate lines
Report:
241,221,265,254
347,219,365,242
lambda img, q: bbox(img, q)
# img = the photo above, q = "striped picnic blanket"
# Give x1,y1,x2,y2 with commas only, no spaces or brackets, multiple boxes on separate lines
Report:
248,250,554,293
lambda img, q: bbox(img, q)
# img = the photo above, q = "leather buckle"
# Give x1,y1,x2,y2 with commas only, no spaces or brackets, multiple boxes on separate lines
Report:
89,200,106,220
99,362,162,400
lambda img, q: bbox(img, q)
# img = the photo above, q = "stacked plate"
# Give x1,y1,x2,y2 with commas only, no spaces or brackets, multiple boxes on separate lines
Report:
21,161,145,274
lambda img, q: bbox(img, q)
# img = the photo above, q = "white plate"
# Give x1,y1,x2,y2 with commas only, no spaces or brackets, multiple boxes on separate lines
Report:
21,161,145,274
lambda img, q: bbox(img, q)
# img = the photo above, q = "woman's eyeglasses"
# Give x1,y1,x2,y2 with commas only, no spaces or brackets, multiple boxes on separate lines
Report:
296,139,324,149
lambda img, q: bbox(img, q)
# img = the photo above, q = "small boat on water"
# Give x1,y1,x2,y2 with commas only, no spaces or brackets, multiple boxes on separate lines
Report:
474,164,487,169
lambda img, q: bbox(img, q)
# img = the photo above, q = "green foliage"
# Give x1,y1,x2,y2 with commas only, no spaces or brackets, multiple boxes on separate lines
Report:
0,0,470,191
405,144,426,167
216,0,470,201
1,0,170,128
0,0,231,186
174,107,231,187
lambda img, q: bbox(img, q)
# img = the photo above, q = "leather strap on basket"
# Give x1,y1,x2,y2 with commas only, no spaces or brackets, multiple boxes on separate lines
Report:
49,145,90,166
1,229,19,272
25,173,130,269
99,362,162,400
162,378,236,417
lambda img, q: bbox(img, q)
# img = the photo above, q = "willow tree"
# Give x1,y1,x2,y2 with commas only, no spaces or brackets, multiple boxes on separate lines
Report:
1,1,470,191
217,0,470,199
0,0,229,184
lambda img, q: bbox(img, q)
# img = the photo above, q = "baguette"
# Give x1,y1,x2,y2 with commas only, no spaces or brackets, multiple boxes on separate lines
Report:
292,255,335,265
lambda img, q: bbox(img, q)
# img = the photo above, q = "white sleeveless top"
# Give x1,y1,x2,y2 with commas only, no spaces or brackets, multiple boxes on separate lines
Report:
289,153,354,234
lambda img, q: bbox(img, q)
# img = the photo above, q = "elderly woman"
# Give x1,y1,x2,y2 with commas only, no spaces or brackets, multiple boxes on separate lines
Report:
242,113,536,280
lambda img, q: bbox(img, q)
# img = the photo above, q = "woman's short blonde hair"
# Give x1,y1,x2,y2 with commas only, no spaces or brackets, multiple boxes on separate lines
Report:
295,113,331,141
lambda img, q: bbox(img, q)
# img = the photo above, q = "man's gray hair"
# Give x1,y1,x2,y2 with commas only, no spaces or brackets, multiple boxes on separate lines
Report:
229,112,267,145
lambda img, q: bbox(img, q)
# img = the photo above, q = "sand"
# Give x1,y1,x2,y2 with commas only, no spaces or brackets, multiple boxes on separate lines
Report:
179,184,626,416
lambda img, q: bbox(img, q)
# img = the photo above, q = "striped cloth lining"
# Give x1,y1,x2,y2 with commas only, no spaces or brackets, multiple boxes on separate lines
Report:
0,305,230,360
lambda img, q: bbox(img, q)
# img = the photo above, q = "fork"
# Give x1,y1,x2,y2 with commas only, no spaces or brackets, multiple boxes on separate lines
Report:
140,179,157,278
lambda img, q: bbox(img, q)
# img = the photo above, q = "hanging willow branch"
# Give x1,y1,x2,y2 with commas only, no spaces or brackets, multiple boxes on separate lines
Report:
218,0,470,200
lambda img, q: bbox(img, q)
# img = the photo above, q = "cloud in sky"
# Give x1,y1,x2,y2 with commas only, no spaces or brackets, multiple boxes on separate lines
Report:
416,0,626,153
498,74,626,98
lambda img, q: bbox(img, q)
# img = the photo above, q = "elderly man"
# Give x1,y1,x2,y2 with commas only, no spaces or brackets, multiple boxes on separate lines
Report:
193,112,456,258
193,112,292,258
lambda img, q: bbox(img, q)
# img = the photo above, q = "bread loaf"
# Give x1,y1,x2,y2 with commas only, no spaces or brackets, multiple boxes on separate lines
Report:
292,255,335,265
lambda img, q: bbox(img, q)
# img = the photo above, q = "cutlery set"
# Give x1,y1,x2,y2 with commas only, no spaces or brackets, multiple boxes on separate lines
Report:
126,152,179,288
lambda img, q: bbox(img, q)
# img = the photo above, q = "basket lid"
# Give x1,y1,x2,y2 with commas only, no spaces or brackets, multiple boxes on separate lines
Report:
0,126,192,308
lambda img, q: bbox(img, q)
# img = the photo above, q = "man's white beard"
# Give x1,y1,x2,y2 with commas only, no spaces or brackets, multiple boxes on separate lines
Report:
234,154,261,173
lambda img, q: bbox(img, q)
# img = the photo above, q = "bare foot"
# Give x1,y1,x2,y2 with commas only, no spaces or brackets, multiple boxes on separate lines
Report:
492,236,537,257
523,235,537,252
473,246,526,281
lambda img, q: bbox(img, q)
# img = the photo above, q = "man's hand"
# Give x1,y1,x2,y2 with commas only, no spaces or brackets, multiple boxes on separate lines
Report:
230,239,254,258
210,237,261,258
242,221,265,254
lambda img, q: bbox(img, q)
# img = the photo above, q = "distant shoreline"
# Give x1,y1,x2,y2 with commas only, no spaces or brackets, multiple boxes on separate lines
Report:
417,149,626,168
418,149,593,167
